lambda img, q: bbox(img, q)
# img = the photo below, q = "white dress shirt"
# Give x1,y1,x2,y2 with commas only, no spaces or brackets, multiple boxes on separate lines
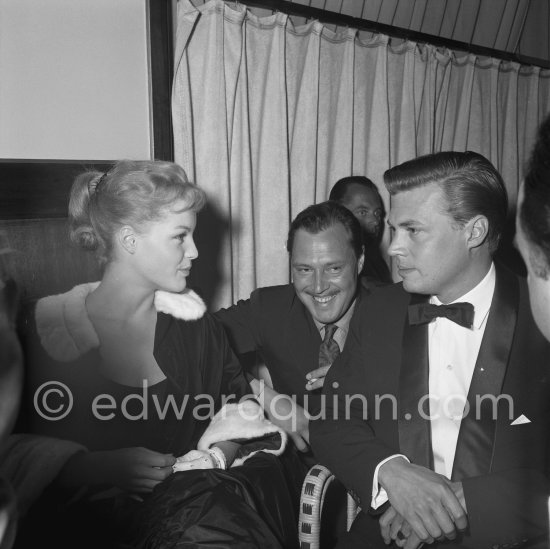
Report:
371,263,496,506
429,263,495,478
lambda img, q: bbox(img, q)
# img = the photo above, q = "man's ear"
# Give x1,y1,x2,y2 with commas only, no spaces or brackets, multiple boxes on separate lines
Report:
357,247,365,274
466,215,489,249
118,226,137,254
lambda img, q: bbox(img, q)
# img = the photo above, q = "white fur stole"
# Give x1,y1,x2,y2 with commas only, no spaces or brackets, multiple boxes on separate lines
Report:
36,283,207,362
197,400,287,467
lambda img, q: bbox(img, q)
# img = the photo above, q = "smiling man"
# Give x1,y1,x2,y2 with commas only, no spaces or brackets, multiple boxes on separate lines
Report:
311,151,550,549
215,201,367,455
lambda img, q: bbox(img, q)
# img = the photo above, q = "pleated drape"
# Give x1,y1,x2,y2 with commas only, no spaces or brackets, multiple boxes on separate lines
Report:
173,0,550,310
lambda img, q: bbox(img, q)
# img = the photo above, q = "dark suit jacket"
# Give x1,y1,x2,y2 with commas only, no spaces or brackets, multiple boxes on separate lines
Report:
310,265,550,548
215,284,371,413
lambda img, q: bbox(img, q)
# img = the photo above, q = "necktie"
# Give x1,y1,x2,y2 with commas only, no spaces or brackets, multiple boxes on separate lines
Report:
319,324,341,369
408,302,475,329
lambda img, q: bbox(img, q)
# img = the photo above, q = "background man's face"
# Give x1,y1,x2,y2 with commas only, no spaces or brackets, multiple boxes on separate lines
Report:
515,184,550,341
291,224,363,324
340,183,384,239
387,183,473,303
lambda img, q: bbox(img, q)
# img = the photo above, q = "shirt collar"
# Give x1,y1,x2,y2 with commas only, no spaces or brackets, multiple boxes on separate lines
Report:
313,298,357,338
431,262,495,330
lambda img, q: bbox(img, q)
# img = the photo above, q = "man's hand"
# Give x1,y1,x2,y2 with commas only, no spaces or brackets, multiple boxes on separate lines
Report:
305,365,331,391
378,458,467,543
396,530,425,549
380,506,423,548
449,480,467,512
380,480,466,549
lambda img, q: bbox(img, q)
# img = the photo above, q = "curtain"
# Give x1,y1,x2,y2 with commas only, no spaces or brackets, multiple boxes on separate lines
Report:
172,0,550,310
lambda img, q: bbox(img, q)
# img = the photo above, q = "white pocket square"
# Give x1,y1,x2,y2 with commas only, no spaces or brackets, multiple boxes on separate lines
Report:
511,414,531,425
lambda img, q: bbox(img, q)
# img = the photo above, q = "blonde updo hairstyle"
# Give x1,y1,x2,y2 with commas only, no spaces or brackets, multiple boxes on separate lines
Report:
69,160,206,265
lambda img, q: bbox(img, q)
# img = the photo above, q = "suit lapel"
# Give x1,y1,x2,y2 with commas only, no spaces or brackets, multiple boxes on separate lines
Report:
451,265,519,480
398,293,433,469
284,294,321,377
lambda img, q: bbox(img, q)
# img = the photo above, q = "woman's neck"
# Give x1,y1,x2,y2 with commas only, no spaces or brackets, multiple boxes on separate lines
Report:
87,263,156,321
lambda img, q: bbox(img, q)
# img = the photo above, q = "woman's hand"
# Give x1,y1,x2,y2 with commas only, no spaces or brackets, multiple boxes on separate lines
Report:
59,447,176,494
173,449,218,472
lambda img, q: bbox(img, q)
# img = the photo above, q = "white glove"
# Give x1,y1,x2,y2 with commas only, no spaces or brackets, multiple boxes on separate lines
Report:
172,448,226,472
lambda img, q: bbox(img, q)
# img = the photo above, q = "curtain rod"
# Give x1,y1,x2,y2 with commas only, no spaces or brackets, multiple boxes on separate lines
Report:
237,0,550,70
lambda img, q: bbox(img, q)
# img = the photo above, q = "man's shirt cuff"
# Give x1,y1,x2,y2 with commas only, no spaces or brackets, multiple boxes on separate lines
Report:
371,454,410,509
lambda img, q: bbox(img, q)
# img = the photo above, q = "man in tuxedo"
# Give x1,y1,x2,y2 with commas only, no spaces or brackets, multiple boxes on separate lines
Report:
330,176,392,285
216,201,369,453
311,151,550,548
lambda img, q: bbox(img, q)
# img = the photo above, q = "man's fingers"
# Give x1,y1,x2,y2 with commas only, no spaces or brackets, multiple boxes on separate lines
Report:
379,506,397,544
389,515,405,541
305,366,330,389
290,432,308,452
442,494,468,532
305,377,325,390
405,513,434,544
431,504,458,540
410,498,462,543
381,461,467,543
401,522,412,538
403,532,425,549
306,366,330,380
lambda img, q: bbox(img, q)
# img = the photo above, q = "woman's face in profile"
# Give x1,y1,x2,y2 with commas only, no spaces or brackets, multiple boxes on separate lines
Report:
133,200,199,293
515,184,550,341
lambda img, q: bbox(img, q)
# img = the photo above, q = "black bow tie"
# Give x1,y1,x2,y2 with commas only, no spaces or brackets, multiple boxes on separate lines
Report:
408,302,475,329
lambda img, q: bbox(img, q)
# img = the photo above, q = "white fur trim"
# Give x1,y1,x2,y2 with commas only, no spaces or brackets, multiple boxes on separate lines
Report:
36,283,100,362
197,400,287,467
36,283,207,362
154,289,206,320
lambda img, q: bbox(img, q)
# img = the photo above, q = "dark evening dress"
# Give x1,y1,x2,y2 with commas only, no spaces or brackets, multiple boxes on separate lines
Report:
14,284,300,549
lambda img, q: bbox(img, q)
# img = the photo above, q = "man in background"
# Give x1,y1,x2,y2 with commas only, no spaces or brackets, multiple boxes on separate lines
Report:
329,176,392,285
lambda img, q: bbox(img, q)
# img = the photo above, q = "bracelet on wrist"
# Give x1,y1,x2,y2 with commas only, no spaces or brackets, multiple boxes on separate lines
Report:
208,447,227,470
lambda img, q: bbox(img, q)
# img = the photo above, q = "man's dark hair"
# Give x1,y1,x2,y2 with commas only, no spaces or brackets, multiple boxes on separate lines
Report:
286,201,363,259
329,176,379,202
521,115,550,272
384,151,508,253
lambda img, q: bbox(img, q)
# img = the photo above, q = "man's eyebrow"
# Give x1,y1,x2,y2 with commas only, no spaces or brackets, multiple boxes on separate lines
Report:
387,219,423,227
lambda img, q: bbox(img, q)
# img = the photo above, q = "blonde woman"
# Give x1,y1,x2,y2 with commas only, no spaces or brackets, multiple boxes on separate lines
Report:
12,161,293,548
